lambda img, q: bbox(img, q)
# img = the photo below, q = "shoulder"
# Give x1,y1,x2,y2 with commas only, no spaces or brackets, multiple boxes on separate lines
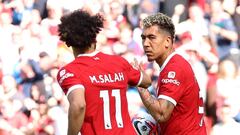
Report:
162,54,192,77
175,54,192,68
167,54,191,70
57,61,75,75
100,52,125,60
57,66,74,82
100,52,130,65
56,62,76,82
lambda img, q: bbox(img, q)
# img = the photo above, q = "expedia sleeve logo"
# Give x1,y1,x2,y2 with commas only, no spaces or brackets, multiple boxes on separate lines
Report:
59,69,66,77
58,69,74,84
161,71,180,86
168,71,176,78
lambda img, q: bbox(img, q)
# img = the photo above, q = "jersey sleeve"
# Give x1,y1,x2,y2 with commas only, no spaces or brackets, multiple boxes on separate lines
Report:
158,65,184,106
57,67,84,96
121,58,142,86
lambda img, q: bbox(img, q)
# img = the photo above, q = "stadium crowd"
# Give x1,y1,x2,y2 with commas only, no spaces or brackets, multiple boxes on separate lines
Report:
0,0,239,134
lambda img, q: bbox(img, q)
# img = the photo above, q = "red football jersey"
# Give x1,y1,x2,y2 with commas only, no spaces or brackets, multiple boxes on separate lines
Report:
157,52,207,135
57,51,141,135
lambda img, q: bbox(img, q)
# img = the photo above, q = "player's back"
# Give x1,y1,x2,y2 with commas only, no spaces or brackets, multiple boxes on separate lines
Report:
61,52,138,135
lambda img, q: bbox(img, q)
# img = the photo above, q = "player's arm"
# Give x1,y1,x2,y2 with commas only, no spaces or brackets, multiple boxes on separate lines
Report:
67,88,86,135
137,88,174,123
138,70,152,89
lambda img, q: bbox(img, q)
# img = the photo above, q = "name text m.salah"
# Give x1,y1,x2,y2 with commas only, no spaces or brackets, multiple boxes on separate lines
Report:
89,72,124,83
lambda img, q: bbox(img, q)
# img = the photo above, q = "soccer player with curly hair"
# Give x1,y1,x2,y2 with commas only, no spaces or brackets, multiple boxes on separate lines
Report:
57,9,151,135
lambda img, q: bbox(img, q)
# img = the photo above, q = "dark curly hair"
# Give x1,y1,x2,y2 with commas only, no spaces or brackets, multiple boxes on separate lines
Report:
58,10,104,50
142,13,175,43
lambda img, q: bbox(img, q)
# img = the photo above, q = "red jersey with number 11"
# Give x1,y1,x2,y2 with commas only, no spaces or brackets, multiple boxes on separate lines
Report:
57,51,141,135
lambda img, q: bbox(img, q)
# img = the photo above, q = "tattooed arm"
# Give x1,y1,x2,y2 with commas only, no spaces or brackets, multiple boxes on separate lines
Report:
138,88,174,123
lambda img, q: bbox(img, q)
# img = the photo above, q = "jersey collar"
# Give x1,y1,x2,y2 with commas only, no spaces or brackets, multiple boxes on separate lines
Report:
77,51,99,57
160,51,177,72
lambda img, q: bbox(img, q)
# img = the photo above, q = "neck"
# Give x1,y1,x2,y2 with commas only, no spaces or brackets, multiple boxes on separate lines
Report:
73,43,96,58
156,49,174,67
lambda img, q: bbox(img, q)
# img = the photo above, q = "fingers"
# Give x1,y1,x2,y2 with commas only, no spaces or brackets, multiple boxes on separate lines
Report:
130,58,139,70
131,57,145,71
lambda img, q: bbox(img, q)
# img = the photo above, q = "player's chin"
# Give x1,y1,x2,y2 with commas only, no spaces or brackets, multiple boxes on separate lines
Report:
147,55,155,62
147,56,155,62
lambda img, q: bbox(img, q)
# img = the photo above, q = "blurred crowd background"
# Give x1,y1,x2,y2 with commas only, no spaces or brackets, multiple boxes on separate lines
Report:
0,0,240,134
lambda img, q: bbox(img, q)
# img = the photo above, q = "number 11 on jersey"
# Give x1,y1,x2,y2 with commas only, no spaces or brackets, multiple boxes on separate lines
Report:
100,89,123,129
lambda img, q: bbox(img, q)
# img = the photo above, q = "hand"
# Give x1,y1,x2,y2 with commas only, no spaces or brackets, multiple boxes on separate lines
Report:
132,58,152,89
131,58,144,71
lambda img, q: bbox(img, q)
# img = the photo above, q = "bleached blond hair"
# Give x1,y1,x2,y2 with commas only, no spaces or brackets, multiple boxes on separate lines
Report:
142,13,175,42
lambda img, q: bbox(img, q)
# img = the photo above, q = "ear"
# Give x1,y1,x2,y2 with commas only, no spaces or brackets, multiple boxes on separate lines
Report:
164,36,171,48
